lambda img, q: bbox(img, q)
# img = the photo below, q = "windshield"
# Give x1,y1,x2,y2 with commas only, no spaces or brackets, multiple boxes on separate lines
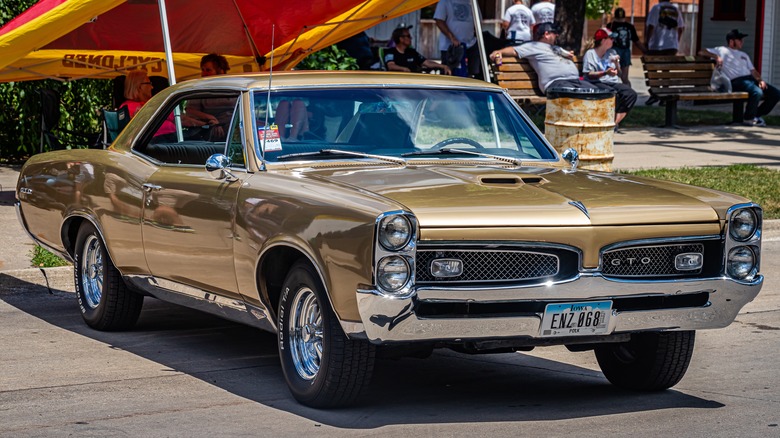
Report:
251,88,555,163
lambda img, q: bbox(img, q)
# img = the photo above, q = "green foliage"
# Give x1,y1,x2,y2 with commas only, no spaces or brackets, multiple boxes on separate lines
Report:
0,0,113,160
586,0,618,19
31,245,70,268
623,165,780,219
297,45,359,71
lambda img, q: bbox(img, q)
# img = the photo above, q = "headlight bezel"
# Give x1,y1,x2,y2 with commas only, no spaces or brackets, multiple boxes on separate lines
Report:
723,204,762,281
373,211,417,298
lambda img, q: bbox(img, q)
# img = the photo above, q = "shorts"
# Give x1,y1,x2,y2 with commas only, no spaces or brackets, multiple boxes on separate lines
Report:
614,47,632,67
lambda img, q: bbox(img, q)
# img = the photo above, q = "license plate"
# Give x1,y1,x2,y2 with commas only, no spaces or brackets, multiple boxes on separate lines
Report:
540,301,612,337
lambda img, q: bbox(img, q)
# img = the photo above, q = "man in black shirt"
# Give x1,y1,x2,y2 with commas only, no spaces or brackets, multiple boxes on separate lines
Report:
607,7,646,85
385,27,451,75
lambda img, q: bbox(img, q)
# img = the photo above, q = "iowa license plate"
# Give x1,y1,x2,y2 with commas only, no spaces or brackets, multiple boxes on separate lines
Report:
540,301,612,337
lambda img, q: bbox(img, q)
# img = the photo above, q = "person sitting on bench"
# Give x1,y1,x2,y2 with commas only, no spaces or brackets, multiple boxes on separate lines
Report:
699,29,780,127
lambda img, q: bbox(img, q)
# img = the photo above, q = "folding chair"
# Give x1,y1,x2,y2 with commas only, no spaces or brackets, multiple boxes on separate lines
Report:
100,106,130,147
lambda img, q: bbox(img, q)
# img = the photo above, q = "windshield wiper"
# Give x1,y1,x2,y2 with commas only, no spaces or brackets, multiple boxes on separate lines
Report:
276,149,406,165
402,148,522,166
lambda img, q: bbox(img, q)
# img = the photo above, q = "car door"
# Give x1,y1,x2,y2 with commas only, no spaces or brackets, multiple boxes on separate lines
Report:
138,92,245,299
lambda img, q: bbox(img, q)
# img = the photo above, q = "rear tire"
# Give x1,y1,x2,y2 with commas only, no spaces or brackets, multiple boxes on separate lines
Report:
74,222,142,331
278,261,375,408
595,331,695,390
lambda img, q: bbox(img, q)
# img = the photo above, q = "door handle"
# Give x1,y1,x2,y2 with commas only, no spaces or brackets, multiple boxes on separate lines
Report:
142,183,162,192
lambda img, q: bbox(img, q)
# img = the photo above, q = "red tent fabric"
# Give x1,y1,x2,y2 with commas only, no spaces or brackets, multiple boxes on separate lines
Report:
0,0,437,81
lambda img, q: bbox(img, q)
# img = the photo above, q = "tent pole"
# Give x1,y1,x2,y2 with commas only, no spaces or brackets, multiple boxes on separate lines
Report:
471,0,491,83
157,0,182,141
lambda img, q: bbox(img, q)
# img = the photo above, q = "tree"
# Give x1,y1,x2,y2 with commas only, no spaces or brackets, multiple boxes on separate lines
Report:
1,0,111,160
555,0,617,55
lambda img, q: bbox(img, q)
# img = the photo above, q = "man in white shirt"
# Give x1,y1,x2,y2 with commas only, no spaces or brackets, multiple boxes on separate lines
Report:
699,29,780,127
645,0,684,55
503,0,535,44
644,0,685,105
434,0,479,78
531,0,555,24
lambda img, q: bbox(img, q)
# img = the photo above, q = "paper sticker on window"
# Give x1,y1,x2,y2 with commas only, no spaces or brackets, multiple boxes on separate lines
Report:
259,124,282,151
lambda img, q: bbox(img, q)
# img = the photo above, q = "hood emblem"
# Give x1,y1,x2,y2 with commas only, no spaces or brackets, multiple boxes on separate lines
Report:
569,201,589,218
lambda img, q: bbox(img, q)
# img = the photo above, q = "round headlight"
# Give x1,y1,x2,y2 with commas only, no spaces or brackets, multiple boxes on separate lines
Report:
378,215,412,251
377,256,410,292
729,209,758,241
727,246,755,279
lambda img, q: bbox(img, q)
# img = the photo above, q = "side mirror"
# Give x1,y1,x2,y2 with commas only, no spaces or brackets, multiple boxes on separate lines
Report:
205,154,237,181
561,148,579,170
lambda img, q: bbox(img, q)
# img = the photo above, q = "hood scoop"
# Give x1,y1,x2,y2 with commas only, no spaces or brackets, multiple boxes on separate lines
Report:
480,176,544,185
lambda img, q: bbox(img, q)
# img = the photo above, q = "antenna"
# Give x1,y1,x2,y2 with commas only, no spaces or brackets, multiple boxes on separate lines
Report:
261,25,275,165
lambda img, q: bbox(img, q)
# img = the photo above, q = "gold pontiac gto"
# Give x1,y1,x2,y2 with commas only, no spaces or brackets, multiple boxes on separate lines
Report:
16,72,763,408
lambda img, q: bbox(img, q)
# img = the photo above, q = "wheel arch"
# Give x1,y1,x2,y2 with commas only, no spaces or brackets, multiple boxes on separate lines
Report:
256,242,329,324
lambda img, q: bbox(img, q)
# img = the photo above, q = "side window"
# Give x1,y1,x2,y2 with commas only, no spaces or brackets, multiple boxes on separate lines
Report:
134,92,240,166
226,97,245,168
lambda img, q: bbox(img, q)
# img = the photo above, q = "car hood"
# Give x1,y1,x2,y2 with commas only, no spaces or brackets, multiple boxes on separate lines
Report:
303,165,742,227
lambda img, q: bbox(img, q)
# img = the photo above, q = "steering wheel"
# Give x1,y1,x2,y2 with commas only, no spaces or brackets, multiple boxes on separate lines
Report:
430,137,484,150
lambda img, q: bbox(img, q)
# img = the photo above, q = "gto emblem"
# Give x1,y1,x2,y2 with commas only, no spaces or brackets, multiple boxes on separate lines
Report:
611,257,651,266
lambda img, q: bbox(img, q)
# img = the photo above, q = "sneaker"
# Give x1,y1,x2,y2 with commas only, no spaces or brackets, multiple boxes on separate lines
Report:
645,96,659,106
744,117,767,127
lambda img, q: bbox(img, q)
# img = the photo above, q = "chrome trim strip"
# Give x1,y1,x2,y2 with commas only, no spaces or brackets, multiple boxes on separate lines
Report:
125,274,275,332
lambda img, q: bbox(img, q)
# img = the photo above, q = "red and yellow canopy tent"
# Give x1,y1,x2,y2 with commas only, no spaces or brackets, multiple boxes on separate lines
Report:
0,0,441,83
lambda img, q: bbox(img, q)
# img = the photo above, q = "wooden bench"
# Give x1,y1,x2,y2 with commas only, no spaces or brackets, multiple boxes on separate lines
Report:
642,55,749,127
492,56,583,112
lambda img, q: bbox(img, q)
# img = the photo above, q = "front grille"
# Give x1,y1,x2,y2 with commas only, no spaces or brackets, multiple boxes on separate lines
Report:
602,243,705,277
415,248,577,284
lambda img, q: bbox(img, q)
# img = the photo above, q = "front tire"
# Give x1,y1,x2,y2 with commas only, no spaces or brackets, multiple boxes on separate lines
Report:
278,261,375,408
595,331,695,390
74,222,142,331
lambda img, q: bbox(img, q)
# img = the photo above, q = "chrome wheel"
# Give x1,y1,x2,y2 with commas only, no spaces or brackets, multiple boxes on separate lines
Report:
80,234,104,309
288,287,323,381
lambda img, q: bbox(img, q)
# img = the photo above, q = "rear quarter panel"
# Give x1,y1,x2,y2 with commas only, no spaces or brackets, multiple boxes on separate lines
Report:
17,148,156,275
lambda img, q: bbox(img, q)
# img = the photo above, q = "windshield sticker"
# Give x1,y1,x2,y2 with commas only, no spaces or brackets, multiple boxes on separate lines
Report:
260,124,282,152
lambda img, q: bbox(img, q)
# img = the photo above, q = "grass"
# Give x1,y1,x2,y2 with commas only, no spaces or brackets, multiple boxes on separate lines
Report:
622,164,780,219
31,245,70,268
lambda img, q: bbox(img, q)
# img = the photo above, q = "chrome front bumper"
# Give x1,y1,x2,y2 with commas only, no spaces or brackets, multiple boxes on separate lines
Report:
351,274,763,343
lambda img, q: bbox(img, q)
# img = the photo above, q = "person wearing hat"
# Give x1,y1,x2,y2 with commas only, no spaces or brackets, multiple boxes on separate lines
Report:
582,29,638,130
384,27,451,75
489,22,611,95
607,7,646,85
699,29,780,127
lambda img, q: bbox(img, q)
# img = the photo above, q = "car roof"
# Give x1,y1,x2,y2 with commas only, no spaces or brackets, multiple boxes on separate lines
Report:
170,71,504,92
